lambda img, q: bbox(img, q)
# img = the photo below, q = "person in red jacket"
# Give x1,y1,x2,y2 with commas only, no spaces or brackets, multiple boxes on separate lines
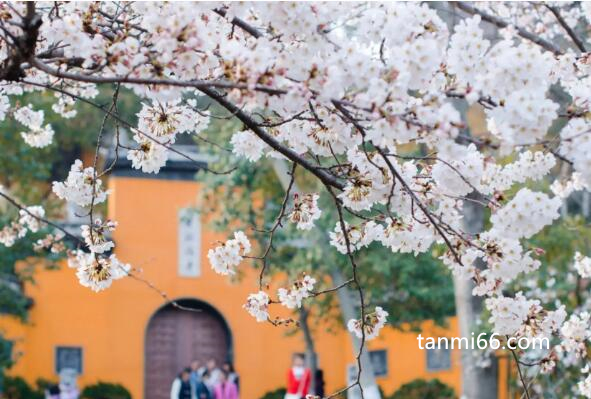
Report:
285,353,311,399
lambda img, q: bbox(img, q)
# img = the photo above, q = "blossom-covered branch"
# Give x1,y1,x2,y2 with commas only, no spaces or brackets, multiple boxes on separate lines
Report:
1,2,591,398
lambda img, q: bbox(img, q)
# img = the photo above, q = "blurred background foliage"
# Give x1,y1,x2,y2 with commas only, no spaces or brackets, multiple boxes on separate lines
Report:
197,106,456,334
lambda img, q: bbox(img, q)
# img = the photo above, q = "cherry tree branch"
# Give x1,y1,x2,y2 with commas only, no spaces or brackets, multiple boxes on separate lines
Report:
0,191,83,246
545,4,587,53
455,2,563,55
21,79,236,176
326,185,367,399
198,86,346,191
0,189,199,313
510,346,532,399
256,162,297,290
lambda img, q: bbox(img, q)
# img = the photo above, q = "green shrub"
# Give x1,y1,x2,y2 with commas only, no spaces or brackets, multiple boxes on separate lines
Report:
81,381,131,399
388,378,456,399
258,387,286,399
3,376,44,399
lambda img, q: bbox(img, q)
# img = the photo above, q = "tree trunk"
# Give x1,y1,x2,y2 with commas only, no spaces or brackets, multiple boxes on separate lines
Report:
299,306,318,395
271,159,381,399
453,195,498,399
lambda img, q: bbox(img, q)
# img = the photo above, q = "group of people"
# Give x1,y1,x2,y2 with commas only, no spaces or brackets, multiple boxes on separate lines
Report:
170,354,325,399
171,359,239,399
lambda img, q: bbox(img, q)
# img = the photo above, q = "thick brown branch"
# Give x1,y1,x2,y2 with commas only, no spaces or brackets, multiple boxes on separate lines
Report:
545,4,587,53
213,8,262,39
29,58,286,96
455,2,562,55
198,86,345,191
0,2,43,81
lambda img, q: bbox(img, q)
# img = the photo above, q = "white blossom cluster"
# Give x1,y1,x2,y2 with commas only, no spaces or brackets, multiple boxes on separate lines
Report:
329,221,380,255
486,293,537,336
574,252,591,279
45,158,129,291
559,119,591,186
490,188,561,240
243,291,270,322
68,250,130,292
442,187,561,298
559,312,591,358
580,366,591,398
52,160,109,207
33,232,66,254
127,101,208,174
447,16,490,89
482,151,556,194
551,172,588,199
81,219,117,254
288,193,321,231
432,144,483,197
486,293,565,340
0,205,45,247
13,105,54,148
277,274,316,309
231,130,266,163
347,306,389,341
207,231,251,276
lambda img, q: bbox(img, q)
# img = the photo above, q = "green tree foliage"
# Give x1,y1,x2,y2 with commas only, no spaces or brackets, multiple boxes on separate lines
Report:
388,378,456,399
258,387,286,399
0,88,140,200
3,376,44,399
81,381,132,399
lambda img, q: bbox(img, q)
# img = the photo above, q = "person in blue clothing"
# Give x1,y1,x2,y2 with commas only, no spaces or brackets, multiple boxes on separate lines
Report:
190,360,202,397
195,370,212,399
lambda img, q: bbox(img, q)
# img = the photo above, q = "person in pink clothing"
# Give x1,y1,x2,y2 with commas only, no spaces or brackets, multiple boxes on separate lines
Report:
214,370,239,399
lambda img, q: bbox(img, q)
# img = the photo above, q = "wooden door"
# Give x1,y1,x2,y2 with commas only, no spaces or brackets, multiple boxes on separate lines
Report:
145,306,229,399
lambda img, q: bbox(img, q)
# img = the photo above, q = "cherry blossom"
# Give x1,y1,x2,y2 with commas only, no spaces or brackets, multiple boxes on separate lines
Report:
1,3,591,394
559,119,591,186
13,105,54,148
551,173,588,199
52,160,109,207
18,206,45,233
347,306,389,341
207,231,251,275
0,205,45,247
0,221,25,247
560,312,591,358
288,193,321,231
230,130,266,162
486,293,537,336
574,252,591,279
33,232,66,254
278,274,316,309
579,373,591,398
81,219,117,254
490,188,561,240
68,250,130,293
126,134,169,174
243,291,270,322
447,15,490,88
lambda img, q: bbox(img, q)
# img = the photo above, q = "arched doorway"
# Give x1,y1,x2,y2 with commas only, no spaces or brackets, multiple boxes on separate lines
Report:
144,299,232,399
